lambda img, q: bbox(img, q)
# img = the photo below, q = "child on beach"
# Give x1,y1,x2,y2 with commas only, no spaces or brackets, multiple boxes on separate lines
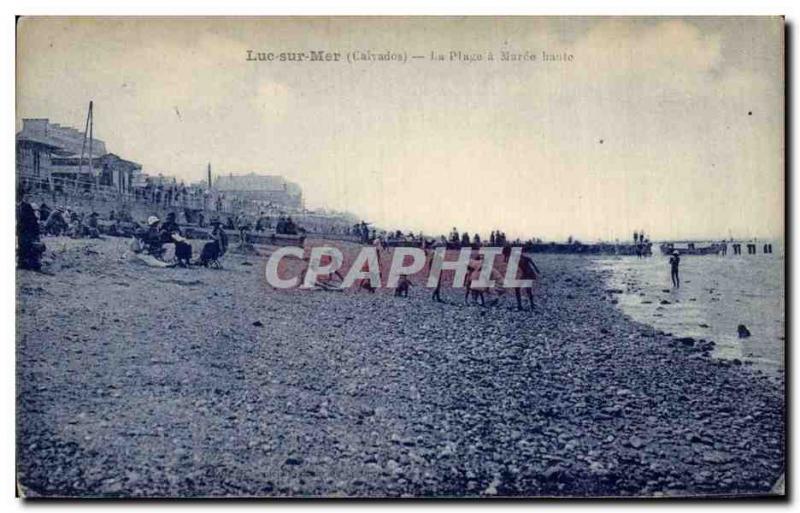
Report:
670,250,680,288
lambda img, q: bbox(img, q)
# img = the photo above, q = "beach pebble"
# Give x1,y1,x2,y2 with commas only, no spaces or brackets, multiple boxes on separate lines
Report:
737,324,751,338
15,242,784,498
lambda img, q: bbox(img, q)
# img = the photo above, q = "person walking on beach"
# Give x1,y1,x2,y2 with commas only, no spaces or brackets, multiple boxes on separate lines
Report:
503,245,540,311
431,272,443,302
670,250,681,288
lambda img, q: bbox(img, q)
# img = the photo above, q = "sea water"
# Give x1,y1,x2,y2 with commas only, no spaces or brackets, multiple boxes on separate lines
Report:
593,243,785,376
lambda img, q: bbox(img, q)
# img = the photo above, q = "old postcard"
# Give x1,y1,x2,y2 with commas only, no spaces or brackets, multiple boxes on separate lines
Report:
15,16,784,498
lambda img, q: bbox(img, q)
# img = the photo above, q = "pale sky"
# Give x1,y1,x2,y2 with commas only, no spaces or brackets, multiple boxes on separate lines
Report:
16,17,784,241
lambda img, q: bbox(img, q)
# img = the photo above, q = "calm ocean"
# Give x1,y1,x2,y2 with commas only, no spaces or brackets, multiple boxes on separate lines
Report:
593,242,785,377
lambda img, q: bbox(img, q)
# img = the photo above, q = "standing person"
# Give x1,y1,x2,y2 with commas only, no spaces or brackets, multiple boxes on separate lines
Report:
431,271,443,303
16,188,44,271
372,235,385,282
236,213,252,244
450,227,459,243
670,250,681,288
284,216,298,235
464,253,484,304
212,219,229,256
429,239,446,303
503,246,540,311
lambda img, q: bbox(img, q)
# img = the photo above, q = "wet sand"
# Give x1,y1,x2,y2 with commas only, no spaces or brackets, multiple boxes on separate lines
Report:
16,236,784,497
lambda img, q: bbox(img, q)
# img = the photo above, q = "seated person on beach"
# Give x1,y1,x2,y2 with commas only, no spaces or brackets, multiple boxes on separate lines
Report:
82,212,101,238
67,214,84,238
43,208,68,236
275,215,298,236
196,218,228,268
283,217,298,235
160,212,192,266
137,216,166,258
255,214,271,232
160,212,180,239
170,233,192,267
38,203,51,224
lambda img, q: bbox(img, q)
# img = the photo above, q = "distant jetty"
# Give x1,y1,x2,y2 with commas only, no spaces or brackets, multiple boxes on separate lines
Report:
659,241,775,256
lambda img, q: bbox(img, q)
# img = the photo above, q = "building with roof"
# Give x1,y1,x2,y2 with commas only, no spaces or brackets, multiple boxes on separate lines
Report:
16,118,140,192
96,153,142,193
214,172,303,210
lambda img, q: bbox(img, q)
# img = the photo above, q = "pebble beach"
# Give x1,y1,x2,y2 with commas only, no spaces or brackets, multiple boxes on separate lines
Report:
16,236,785,497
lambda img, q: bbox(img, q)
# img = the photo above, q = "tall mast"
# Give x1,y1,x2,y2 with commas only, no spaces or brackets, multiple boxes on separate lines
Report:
88,101,94,188
75,100,93,193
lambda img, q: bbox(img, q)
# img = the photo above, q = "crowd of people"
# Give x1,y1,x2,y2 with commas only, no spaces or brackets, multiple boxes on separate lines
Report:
18,185,542,307
13,186,254,271
632,230,653,258
131,212,229,269
349,223,544,252
15,189,125,271
133,178,284,218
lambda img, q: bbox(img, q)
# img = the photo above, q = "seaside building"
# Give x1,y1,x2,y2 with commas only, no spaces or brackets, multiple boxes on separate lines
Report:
16,118,362,232
16,118,141,192
214,173,303,210
95,153,143,194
